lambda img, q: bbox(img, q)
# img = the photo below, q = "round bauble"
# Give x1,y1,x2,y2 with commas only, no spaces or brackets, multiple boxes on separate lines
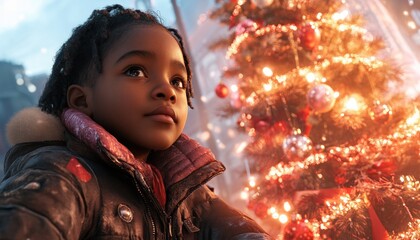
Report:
215,83,229,98
299,23,321,51
235,19,258,35
282,134,313,162
368,101,392,124
307,84,336,113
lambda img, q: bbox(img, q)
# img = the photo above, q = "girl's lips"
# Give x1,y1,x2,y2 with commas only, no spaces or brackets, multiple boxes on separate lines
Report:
146,114,175,124
145,106,177,123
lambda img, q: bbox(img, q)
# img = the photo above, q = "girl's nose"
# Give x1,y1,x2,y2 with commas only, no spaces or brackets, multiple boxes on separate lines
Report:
152,81,176,103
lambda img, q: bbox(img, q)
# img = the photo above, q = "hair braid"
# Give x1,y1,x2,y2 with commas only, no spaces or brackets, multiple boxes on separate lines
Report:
168,28,194,108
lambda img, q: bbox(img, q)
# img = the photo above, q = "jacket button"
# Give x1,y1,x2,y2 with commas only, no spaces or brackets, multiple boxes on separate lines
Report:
118,204,133,223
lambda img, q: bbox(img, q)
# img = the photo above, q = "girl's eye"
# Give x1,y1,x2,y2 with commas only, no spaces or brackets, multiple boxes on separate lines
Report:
124,66,146,77
171,77,186,89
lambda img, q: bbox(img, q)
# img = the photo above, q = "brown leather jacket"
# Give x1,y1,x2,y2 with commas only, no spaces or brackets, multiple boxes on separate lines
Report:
0,109,270,239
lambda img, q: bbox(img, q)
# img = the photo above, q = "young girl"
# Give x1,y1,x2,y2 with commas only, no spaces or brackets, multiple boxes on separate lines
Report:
0,4,271,240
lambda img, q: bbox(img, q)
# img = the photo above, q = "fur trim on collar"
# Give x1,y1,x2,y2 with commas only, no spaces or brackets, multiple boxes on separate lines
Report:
6,107,65,145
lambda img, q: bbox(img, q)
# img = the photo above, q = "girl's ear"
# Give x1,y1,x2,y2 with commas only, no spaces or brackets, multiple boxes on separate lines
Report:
67,85,93,116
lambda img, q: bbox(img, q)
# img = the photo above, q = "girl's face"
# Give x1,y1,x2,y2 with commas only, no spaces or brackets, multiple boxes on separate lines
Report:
87,25,189,156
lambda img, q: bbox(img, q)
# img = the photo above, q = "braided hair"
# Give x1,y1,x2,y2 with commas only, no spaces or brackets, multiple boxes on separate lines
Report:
38,4,193,117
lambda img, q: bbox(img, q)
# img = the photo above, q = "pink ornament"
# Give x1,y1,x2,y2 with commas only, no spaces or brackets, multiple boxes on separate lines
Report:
254,119,271,132
282,134,313,162
235,19,258,35
307,84,336,113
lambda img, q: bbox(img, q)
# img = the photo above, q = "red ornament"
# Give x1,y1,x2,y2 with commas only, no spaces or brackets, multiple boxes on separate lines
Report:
253,202,269,219
247,198,257,211
366,160,396,180
284,221,314,240
334,169,347,185
298,23,321,51
215,83,229,98
254,119,271,132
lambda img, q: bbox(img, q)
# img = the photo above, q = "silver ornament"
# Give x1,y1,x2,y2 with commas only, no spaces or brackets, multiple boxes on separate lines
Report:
282,134,313,161
307,84,336,113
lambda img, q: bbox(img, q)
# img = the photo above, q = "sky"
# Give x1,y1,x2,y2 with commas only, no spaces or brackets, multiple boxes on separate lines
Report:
0,0,176,75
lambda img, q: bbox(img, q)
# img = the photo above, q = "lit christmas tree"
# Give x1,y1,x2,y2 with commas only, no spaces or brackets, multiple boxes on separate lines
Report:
209,0,420,239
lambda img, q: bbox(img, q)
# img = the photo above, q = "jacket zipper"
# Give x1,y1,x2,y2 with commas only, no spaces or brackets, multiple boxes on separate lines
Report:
109,155,223,239
168,216,173,238
133,171,174,239
132,172,157,239
93,147,175,238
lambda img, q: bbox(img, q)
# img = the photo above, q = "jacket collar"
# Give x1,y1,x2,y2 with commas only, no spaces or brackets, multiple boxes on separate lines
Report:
5,107,225,212
61,108,225,210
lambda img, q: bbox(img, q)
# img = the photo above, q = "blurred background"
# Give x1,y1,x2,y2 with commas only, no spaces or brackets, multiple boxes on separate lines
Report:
1,0,420,238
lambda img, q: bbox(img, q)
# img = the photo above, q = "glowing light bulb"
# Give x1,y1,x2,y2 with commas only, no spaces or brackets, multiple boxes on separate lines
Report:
279,214,288,223
238,0,246,5
16,78,24,85
305,72,317,83
263,82,272,91
230,84,238,92
408,21,417,30
249,176,256,187
240,191,249,200
269,207,277,214
275,75,286,83
332,10,349,21
406,108,419,125
344,97,360,111
27,84,37,93
235,141,248,154
262,67,273,77
283,201,291,212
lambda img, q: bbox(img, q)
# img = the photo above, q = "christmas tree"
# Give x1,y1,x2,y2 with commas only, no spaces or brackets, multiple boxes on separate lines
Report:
209,0,420,239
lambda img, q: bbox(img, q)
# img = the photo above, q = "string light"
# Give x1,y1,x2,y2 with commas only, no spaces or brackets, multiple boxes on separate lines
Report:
392,219,420,239
220,1,420,237
226,24,297,58
283,201,292,212
263,82,273,92
331,10,350,21
240,189,249,200
262,66,273,77
249,176,257,187
343,95,363,112
325,194,366,221
266,153,329,181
